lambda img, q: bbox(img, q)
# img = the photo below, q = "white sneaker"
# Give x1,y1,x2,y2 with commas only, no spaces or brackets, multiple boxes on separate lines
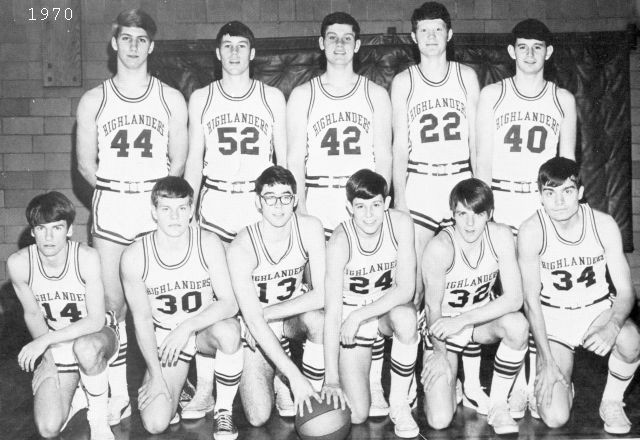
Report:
107,397,131,426
462,385,490,415
369,386,390,417
169,412,181,425
508,388,528,419
180,388,215,420
390,403,420,438
488,403,519,435
528,392,540,419
213,409,239,440
455,379,463,405
599,400,631,434
274,375,295,417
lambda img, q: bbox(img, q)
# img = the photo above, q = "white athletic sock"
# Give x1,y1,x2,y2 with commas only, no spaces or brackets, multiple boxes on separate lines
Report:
214,348,243,412
302,340,325,392
370,335,385,391
389,337,419,408
194,353,215,397
602,354,640,402
80,370,109,424
462,343,482,390
109,321,129,402
490,343,527,405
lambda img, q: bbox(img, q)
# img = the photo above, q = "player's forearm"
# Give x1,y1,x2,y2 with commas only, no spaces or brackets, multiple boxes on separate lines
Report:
357,286,412,322
323,306,341,384
23,312,51,341
523,298,553,363
133,318,163,375
459,293,521,327
609,290,635,329
180,300,239,334
391,148,408,208
42,315,104,347
426,307,448,354
263,289,323,322
245,315,302,379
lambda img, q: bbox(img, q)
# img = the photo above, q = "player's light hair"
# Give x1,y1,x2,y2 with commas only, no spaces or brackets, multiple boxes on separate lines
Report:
346,169,388,203
511,18,552,46
255,165,297,195
26,191,76,228
537,157,581,190
411,2,452,33
449,178,494,215
216,21,256,49
320,12,360,40
112,9,157,40
151,176,194,207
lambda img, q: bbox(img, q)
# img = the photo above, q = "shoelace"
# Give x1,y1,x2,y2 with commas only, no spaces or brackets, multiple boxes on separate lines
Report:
215,413,235,431
602,402,629,423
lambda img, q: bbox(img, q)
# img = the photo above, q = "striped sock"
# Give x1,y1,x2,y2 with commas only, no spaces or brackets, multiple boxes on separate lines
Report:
462,343,482,390
370,335,385,391
214,349,243,412
490,342,526,405
108,321,129,402
302,340,325,392
389,337,419,408
602,354,640,402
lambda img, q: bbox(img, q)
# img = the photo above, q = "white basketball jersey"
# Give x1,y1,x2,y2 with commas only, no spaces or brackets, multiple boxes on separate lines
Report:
341,211,398,307
305,75,375,181
95,77,171,181
247,214,308,306
492,78,564,184
538,204,611,309
201,80,275,182
142,227,215,330
28,241,87,331
440,226,499,316
406,62,471,166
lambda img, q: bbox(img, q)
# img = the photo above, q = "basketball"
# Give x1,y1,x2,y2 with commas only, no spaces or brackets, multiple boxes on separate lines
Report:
294,397,352,440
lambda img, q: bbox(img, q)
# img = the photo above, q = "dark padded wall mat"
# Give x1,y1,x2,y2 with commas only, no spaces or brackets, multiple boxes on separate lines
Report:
150,31,633,251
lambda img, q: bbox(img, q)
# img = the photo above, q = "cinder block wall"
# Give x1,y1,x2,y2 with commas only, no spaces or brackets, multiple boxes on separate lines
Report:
0,0,636,286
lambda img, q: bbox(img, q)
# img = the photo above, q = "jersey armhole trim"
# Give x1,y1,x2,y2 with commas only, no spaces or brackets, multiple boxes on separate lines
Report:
201,83,214,125
196,227,209,271
537,210,547,256
27,245,34,288
386,211,398,250
293,214,309,259
586,204,605,251
260,82,275,123
485,226,499,262
407,66,415,108
247,225,262,267
158,79,172,119
141,235,149,281
552,83,565,119
455,62,468,100
492,80,507,112
95,81,108,122
306,79,316,122
74,242,86,286
364,77,374,114
442,228,456,274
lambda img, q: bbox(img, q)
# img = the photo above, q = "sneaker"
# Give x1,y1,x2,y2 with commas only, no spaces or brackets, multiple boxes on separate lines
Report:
181,389,215,420
107,398,131,426
508,388,528,419
528,392,540,419
274,375,296,417
389,403,420,438
179,378,196,409
213,410,239,440
369,386,390,417
488,403,519,435
455,379,463,405
462,385,490,416
599,400,631,434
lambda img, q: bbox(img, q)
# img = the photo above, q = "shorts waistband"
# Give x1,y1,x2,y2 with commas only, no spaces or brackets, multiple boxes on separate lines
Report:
95,177,159,193
541,293,611,310
204,178,255,194
491,178,538,194
306,175,350,189
407,160,470,176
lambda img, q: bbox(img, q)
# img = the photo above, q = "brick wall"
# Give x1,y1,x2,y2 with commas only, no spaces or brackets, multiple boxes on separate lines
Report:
0,0,636,285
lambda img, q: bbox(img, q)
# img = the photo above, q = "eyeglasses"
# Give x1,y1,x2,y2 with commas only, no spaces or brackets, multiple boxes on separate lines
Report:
261,194,294,206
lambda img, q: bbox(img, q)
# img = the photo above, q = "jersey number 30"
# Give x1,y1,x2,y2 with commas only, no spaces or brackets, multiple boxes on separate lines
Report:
156,291,202,314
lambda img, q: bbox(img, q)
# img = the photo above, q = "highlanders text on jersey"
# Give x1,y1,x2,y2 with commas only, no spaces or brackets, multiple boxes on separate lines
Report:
538,204,611,309
342,211,398,307
201,80,275,182
247,214,308,306
29,241,86,331
96,76,171,182
440,226,499,316
142,227,215,330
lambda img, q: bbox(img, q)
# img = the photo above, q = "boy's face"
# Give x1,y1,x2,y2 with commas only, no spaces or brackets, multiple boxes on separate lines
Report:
452,202,490,244
540,177,583,222
111,26,154,69
257,183,296,228
216,34,254,76
351,194,390,236
320,24,360,66
508,38,553,75
32,220,72,257
152,196,193,237
411,19,451,57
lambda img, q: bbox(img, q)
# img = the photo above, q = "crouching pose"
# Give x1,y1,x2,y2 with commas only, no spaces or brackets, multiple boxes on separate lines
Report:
519,157,640,434
8,192,119,439
121,177,243,439
322,169,420,438
421,178,528,435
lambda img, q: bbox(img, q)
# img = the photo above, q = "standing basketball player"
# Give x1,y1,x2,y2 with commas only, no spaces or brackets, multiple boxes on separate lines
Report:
8,192,119,439
421,178,528,435
76,9,188,424
322,170,419,438
121,177,243,439
519,157,640,434
227,166,326,424
390,1,484,411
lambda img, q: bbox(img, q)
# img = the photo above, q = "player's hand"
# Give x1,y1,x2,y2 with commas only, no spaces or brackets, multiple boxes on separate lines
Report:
31,351,59,395
138,373,171,411
289,373,321,417
340,312,362,346
582,320,620,357
421,350,452,392
159,325,190,367
534,359,569,409
429,316,465,340
321,383,350,410
18,337,49,372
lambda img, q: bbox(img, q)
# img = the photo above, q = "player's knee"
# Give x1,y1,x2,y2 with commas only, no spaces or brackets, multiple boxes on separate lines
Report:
245,408,271,427
142,414,169,434
425,406,453,430
210,319,242,354
350,406,368,424
73,335,104,372
390,304,418,341
301,309,325,342
541,406,570,429
499,312,529,348
615,320,640,361
35,417,63,438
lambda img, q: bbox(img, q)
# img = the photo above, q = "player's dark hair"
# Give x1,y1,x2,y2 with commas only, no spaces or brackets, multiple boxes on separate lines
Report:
112,9,157,40
537,157,581,190
151,176,194,207
255,166,297,195
449,178,494,215
411,2,452,32
346,169,388,203
320,12,360,40
26,191,76,228
511,18,552,46
216,21,256,49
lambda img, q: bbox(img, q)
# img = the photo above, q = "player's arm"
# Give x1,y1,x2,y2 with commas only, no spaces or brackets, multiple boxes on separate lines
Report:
286,83,311,213
266,85,288,167
164,86,189,177
557,88,576,161
390,71,411,212
183,87,208,203
475,83,500,184
263,215,326,321
76,86,102,187
460,65,481,174
369,81,392,184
